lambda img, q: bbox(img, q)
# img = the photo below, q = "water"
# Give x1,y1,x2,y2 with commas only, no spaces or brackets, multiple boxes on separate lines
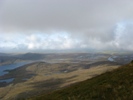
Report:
0,78,14,83
108,57,114,62
0,62,31,76
112,56,118,58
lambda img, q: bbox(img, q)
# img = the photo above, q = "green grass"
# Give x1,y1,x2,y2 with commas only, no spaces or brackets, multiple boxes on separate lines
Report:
29,61,133,100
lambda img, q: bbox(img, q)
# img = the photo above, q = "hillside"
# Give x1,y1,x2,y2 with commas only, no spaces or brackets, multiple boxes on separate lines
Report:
29,61,133,100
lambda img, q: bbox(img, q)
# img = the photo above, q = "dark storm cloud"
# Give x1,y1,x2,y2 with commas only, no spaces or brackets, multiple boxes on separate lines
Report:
0,0,133,52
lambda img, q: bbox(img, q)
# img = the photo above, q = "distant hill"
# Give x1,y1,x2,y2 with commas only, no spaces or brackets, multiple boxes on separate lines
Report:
0,53,12,56
17,53,45,60
29,61,133,100
0,53,45,65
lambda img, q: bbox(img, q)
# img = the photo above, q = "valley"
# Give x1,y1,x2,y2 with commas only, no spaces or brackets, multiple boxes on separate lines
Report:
0,52,132,100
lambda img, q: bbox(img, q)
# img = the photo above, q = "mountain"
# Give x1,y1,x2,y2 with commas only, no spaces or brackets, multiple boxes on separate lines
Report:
29,61,133,100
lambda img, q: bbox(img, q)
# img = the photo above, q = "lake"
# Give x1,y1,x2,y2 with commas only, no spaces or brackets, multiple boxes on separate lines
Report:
0,78,15,83
0,62,31,76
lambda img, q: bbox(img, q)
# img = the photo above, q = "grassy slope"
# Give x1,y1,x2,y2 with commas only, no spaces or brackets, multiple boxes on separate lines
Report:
29,61,133,100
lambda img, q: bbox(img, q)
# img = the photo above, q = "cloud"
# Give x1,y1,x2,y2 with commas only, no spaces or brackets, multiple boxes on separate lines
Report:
1,0,133,32
113,20,133,50
0,0,133,52
0,33,82,52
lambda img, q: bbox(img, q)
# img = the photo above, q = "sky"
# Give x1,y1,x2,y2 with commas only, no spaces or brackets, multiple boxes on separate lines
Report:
0,0,133,53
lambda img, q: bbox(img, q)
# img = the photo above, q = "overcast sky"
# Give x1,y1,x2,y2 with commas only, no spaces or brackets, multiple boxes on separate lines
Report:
0,0,133,53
